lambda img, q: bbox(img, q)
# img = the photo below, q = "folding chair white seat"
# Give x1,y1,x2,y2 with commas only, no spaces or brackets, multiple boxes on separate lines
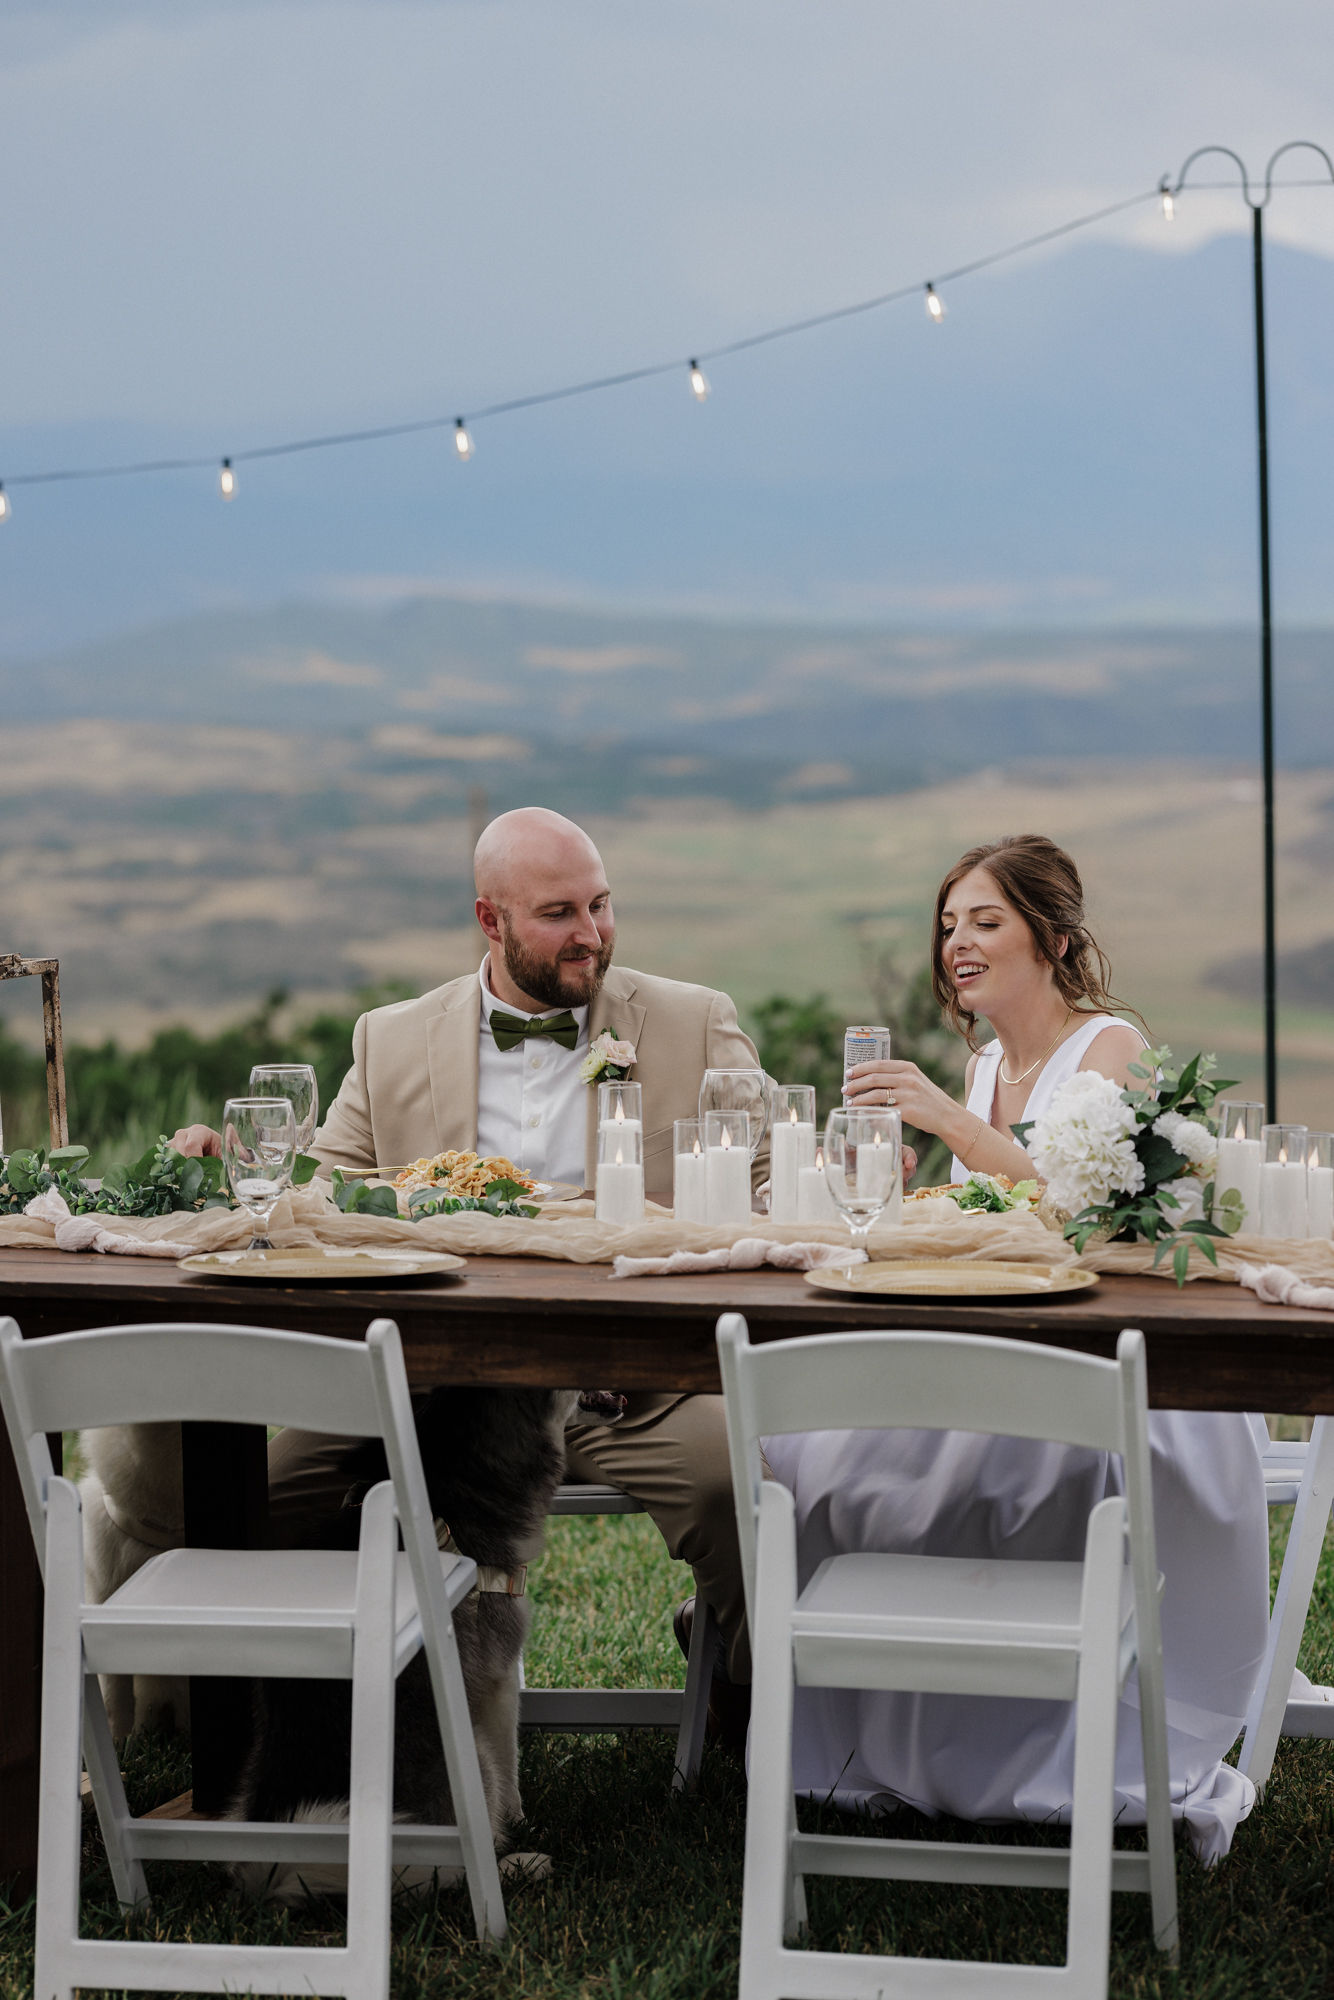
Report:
717,1315,1178,2000
519,1482,716,1789
0,1313,508,2000
1238,1417,1334,1788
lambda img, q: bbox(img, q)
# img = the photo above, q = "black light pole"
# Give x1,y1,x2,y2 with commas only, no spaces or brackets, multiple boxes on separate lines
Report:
1168,144,1334,1123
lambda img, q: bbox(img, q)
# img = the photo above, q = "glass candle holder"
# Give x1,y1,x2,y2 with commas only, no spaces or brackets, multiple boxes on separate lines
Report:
595,1114,644,1225
768,1084,817,1223
1305,1132,1334,1239
702,1109,752,1226
699,1069,768,1160
1260,1124,1308,1239
1213,1100,1264,1228
673,1118,709,1225
598,1079,643,1149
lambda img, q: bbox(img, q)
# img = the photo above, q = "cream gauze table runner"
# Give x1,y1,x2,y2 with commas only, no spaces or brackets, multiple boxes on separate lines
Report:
5,1181,1334,1293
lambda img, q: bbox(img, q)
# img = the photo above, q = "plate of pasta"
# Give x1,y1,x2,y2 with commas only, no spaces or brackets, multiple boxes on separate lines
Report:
380,1153,583,1203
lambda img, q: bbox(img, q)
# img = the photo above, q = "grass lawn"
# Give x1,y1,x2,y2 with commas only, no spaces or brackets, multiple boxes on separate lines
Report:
2,1505,1331,1999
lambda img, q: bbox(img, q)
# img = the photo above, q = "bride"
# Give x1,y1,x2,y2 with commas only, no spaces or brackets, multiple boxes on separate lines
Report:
763,834,1268,1862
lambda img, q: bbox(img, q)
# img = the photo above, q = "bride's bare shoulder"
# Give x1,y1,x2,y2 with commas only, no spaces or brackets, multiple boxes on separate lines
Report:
1077,1019,1147,1086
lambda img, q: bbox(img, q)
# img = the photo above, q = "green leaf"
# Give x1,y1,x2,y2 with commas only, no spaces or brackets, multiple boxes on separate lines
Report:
6,1150,43,1193
176,1158,204,1202
483,1177,530,1203
1136,1132,1188,1187
198,1156,225,1194
1175,1053,1201,1100
1173,1240,1190,1286
1126,1061,1152,1080
48,1144,90,1168
291,1151,320,1186
350,1183,399,1219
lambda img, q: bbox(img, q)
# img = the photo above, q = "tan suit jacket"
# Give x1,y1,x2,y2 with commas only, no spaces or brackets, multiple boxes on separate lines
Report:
313,962,768,1194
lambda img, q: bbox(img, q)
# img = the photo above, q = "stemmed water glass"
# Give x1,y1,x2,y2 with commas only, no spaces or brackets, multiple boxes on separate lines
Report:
249,1064,319,1153
823,1107,902,1263
223,1097,297,1252
699,1069,768,1163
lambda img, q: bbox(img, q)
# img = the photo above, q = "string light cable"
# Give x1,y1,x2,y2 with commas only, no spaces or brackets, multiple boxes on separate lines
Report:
0,166,1328,508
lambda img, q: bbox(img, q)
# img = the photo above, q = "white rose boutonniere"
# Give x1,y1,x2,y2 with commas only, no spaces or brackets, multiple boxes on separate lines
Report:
580,1030,637,1087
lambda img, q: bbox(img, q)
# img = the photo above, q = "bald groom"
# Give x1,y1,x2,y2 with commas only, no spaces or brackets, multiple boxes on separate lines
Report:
269,808,765,1712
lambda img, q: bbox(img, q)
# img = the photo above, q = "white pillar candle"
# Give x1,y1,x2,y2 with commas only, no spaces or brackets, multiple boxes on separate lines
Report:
796,1152,840,1225
1306,1164,1334,1239
595,1150,645,1224
705,1129,752,1226
769,1115,816,1223
599,1108,643,1146
1260,1160,1307,1239
673,1141,710,1224
857,1133,898,1205
1214,1135,1263,1229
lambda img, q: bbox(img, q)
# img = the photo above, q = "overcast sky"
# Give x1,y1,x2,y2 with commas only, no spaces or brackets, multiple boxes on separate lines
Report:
3,2,1332,642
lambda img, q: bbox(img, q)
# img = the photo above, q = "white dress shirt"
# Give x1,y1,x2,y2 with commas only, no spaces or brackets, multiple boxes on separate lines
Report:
475,960,590,1187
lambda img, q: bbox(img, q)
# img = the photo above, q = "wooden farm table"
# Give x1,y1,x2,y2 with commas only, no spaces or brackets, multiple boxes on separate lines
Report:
3,1243,1333,1890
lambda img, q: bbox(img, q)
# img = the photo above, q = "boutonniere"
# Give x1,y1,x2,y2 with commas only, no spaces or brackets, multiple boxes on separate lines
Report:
580,1029,637,1087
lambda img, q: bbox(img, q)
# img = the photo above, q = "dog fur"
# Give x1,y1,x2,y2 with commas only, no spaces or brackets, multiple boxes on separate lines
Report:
77,1422,190,1739
80,1386,586,1895
228,1385,578,1896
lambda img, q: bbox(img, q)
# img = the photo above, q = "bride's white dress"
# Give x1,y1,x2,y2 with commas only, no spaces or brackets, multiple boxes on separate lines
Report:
763,1015,1268,1862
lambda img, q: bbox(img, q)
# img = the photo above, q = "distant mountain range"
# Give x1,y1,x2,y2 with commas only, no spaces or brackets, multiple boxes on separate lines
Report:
3,233,1334,654
7,596,1332,813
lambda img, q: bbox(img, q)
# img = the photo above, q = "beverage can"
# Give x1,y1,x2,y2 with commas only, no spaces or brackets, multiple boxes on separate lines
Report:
843,1026,891,1087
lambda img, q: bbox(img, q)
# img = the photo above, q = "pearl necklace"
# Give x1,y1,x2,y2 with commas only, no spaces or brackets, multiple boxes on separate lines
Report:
998,1010,1074,1088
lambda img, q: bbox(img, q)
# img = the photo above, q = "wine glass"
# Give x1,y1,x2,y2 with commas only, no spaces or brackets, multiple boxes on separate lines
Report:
699,1069,768,1163
823,1107,902,1261
249,1064,319,1153
223,1097,297,1252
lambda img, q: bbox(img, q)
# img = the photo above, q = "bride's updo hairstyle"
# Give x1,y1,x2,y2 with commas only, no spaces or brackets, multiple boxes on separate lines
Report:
931,834,1136,1050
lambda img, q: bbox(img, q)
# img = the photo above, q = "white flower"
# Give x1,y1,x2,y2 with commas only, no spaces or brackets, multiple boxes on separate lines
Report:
1027,1069,1144,1214
579,1032,637,1085
1151,1110,1218,1179
1158,1176,1206,1227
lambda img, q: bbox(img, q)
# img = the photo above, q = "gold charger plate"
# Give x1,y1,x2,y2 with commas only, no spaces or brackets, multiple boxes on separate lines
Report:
179,1247,467,1283
804,1259,1100,1300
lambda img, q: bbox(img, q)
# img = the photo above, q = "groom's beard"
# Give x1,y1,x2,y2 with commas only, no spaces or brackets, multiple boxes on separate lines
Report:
500,925,615,1010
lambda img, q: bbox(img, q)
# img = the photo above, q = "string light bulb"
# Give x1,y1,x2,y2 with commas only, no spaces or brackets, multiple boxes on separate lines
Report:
1159,176,1175,222
924,282,946,322
688,359,710,402
218,458,236,500
0,483,10,524
454,418,473,461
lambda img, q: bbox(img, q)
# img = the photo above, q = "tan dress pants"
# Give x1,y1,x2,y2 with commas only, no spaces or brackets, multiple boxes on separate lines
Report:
266,1389,750,1686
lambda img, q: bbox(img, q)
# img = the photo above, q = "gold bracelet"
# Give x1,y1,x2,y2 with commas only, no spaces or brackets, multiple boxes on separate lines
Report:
962,1114,987,1165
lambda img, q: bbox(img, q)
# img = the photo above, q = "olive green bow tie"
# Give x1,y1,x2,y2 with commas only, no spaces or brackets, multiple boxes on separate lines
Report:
489,1008,579,1053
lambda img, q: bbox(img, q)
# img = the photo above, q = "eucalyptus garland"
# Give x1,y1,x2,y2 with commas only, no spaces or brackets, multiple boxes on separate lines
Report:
0,1137,321,1218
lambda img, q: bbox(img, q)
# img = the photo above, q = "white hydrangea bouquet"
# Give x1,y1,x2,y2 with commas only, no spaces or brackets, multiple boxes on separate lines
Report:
1017,1049,1241,1284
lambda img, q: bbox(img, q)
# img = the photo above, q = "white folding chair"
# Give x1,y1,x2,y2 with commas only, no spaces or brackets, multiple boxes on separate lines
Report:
1237,1418,1334,1789
717,1314,1178,2000
0,1313,507,2000
519,1482,716,1790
